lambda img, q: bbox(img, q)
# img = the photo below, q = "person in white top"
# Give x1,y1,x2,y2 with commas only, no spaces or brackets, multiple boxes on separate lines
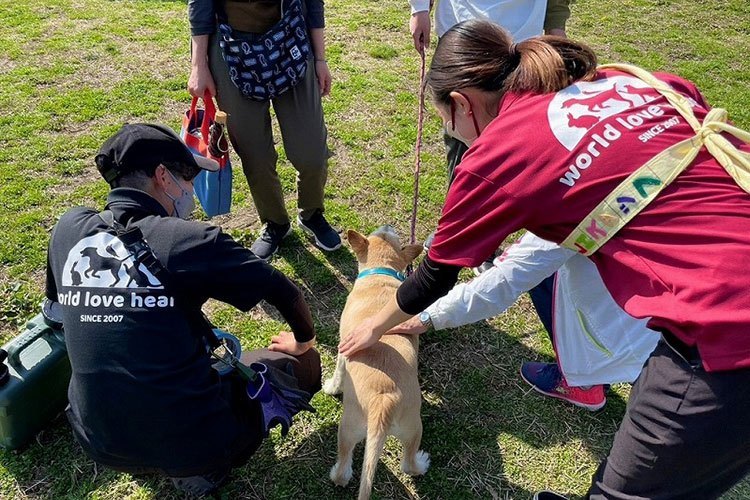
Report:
408,0,571,55
390,232,660,410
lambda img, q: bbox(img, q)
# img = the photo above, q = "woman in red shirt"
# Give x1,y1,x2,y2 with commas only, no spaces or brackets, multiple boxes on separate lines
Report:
339,19,750,499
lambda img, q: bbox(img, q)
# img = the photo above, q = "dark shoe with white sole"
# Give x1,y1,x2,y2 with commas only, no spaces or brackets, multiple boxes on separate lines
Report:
298,210,341,251
534,492,568,500
251,221,292,261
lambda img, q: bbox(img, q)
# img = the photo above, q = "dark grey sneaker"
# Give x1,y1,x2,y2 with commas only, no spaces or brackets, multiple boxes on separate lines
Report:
170,469,228,496
251,221,292,261
534,492,568,500
298,210,341,251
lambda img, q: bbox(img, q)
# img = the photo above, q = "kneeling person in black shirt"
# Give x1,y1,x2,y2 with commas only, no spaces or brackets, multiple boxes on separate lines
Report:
45,123,321,495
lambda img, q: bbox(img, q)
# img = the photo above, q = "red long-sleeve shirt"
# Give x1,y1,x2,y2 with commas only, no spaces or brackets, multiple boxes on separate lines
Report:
429,69,750,372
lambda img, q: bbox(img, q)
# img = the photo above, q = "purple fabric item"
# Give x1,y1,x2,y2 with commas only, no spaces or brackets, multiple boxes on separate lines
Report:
245,362,315,437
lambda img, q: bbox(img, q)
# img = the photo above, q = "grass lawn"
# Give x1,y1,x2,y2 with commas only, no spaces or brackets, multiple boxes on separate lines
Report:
1,0,749,498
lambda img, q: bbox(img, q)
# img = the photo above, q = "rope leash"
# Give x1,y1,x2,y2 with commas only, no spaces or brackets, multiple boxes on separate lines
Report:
406,47,427,276
410,48,426,246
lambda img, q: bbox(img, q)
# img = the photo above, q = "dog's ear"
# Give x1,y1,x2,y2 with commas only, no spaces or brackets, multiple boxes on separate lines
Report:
347,230,369,257
401,244,423,264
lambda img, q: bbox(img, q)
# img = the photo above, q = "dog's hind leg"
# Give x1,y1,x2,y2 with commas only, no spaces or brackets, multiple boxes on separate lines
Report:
397,414,430,476
358,394,397,500
323,354,346,396
330,404,365,487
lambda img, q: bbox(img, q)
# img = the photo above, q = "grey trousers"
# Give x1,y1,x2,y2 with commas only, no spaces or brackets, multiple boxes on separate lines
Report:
107,347,321,496
209,34,329,225
171,348,322,496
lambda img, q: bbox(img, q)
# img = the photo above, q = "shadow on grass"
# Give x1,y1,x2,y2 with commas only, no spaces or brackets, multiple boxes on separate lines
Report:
285,228,359,279
0,232,627,500
269,231,357,347
0,414,457,500
0,414,170,500
421,320,629,445
133,0,187,4
217,420,456,500
417,320,628,499
255,230,629,498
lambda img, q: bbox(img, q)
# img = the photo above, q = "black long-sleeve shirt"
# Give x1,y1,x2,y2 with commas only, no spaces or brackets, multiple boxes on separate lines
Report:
45,187,314,476
396,254,462,315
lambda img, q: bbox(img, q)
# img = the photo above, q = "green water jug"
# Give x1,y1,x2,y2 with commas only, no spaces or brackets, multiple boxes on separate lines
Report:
0,304,71,450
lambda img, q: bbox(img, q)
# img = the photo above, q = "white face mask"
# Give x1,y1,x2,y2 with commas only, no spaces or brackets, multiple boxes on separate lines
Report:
164,170,195,219
445,92,482,146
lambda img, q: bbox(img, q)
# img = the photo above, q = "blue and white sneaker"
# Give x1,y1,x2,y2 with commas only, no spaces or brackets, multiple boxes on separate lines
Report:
298,209,341,251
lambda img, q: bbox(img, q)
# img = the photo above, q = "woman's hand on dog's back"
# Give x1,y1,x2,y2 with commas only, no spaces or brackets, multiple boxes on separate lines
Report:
339,296,414,357
339,316,384,358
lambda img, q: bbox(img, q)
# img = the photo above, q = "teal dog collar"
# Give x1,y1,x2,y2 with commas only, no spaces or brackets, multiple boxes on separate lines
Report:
356,267,405,282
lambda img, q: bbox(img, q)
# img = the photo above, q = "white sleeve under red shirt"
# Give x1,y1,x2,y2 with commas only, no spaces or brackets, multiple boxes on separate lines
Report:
428,69,750,372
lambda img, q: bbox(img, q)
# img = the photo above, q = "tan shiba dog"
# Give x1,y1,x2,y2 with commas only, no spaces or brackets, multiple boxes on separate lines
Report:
324,226,429,500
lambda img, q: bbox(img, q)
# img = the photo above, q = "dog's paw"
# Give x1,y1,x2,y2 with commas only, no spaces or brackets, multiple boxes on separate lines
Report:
329,461,353,486
323,377,342,396
402,450,430,476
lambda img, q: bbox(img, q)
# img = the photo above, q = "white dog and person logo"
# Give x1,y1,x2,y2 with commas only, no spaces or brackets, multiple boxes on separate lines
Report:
548,74,660,150
57,232,176,312
546,74,697,188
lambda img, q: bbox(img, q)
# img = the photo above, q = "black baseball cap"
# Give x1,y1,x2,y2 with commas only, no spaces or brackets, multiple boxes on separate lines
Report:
95,123,219,184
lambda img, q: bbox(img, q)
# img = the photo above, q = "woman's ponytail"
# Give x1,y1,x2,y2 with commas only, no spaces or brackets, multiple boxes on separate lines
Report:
427,19,598,105
505,36,598,94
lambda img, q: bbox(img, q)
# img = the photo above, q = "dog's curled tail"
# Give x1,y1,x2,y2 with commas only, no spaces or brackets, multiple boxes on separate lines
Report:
358,392,398,500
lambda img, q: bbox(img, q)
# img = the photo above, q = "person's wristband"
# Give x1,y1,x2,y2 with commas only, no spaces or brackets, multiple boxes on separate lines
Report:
315,58,327,63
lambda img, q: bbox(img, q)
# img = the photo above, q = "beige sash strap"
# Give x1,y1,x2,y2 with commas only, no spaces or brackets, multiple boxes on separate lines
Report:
560,63,750,256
